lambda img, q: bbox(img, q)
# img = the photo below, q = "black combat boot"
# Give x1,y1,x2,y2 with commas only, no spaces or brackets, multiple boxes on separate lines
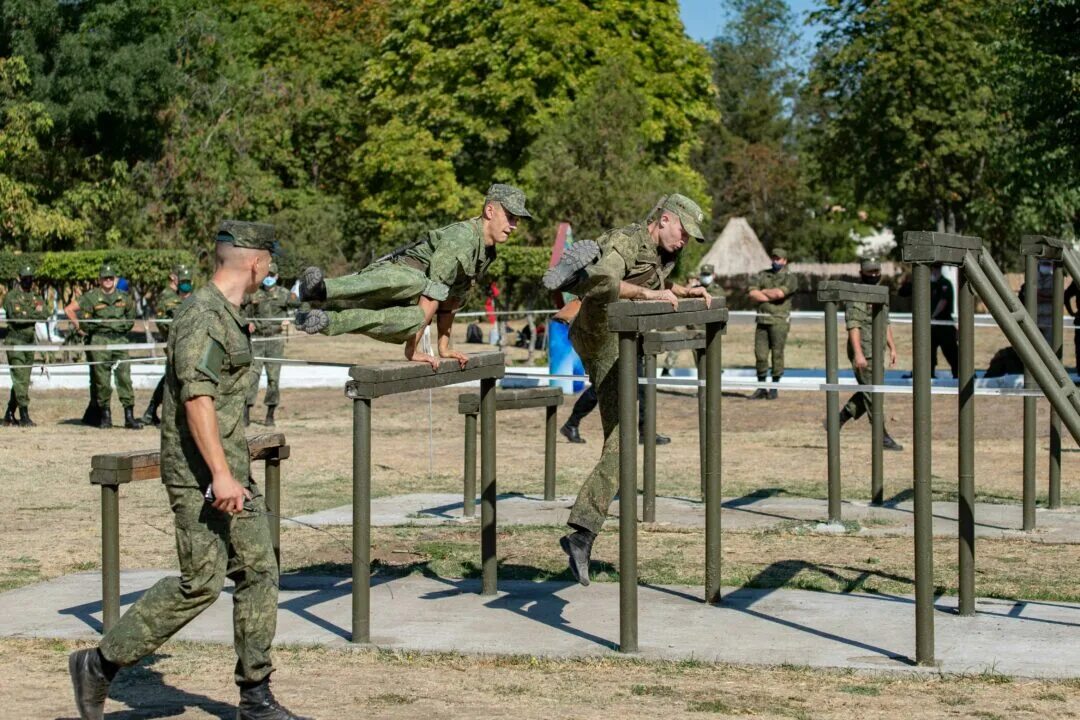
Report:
237,678,311,720
123,406,143,430
559,527,596,586
243,404,252,427
98,407,112,429
542,240,601,292
17,406,35,427
140,401,159,427
264,405,277,427
68,648,118,720
560,422,585,444
638,430,671,446
297,266,326,302
81,400,101,427
882,432,904,452
3,400,16,427
751,376,769,400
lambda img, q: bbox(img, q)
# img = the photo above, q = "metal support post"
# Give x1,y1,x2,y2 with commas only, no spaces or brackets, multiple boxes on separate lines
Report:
1023,255,1037,530
696,349,707,498
352,398,372,643
544,405,557,501
480,377,498,596
643,352,657,523
264,457,281,568
912,263,935,665
704,322,723,605
824,301,842,520
958,270,975,616
871,303,885,505
618,332,639,652
1050,263,1063,509
463,412,477,517
101,484,120,633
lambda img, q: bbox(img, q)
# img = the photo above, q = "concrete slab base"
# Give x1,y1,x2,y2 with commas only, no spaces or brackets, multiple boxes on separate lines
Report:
2,571,1077,678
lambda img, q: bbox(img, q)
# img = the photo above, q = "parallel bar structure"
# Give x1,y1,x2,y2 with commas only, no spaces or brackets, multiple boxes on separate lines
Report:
345,352,505,642
458,387,564,508
608,298,728,652
816,281,890,518
89,433,290,633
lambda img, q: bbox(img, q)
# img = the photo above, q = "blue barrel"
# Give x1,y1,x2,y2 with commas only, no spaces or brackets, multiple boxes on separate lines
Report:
547,320,585,394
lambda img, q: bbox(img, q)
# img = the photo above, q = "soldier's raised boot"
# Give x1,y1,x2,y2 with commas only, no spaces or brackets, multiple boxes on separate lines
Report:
559,528,595,586
296,309,329,335
123,406,143,430
237,679,311,720
883,433,903,452
297,266,326,302
17,406,35,427
3,400,16,427
264,405,276,427
560,422,585,444
68,648,117,720
98,407,112,430
542,240,600,292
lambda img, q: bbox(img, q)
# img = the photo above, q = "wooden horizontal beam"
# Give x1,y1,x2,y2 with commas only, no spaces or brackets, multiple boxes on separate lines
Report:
816,280,889,304
609,306,728,333
641,329,708,354
348,351,504,382
1021,235,1067,260
458,386,564,414
346,358,505,399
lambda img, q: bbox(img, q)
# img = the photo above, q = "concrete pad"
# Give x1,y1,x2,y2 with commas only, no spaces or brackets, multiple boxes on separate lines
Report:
2,571,1078,678
293,493,1080,543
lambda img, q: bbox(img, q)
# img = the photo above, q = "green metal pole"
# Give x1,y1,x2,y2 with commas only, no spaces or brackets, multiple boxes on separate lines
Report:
463,412,477,517
352,398,372,643
696,349,707,498
643,352,657,523
871,303,885,505
705,321,723,605
912,263,935,665
1050,263,1063,509
480,377,498,596
824,301,841,521
544,405,557,501
265,457,281,569
618,331,639,652
101,484,120,633
958,269,975,616
1023,255,1037,531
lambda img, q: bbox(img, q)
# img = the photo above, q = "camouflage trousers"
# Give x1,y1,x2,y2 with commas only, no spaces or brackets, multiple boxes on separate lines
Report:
321,261,437,343
99,482,278,686
754,321,789,378
5,330,35,407
567,331,622,535
248,337,285,407
843,363,877,422
86,334,134,407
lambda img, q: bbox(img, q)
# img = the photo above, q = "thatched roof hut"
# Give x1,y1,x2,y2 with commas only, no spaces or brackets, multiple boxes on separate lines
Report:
697,217,770,276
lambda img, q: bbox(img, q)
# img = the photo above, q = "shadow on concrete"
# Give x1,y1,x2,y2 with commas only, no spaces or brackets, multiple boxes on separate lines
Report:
418,492,569,520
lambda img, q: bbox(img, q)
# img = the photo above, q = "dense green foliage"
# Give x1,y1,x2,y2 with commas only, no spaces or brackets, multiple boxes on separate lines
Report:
0,249,197,287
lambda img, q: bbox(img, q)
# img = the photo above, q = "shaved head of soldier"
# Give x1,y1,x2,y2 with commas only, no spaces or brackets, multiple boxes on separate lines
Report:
215,241,272,295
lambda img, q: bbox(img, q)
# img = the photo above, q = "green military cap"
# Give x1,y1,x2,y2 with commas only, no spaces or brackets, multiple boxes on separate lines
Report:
860,258,882,273
99,262,118,278
176,266,193,281
661,193,707,242
216,220,281,256
770,247,788,259
268,261,278,275
18,263,34,278
699,264,715,275
485,183,532,219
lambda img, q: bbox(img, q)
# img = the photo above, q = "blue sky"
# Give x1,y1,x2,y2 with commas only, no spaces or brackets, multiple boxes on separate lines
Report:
679,0,822,46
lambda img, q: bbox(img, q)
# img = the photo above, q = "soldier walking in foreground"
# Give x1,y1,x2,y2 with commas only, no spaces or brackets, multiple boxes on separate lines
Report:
748,248,798,399
141,265,193,426
543,194,712,586
244,262,299,426
68,221,309,720
295,184,530,369
64,263,143,429
3,264,50,426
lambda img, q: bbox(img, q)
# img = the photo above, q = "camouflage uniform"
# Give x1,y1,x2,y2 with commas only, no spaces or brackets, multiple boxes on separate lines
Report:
99,261,278,686
244,279,299,409
843,299,889,421
78,279,138,411
3,269,49,414
749,259,799,381
145,274,191,419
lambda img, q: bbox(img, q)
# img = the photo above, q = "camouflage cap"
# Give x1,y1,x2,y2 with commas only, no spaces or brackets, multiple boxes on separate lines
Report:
860,258,882,273
770,247,788,259
268,261,278,275
176,266,193,281
485,183,532,219
216,220,281,256
699,264,715,275
18,263,34,278
661,193,707,242
99,262,118,279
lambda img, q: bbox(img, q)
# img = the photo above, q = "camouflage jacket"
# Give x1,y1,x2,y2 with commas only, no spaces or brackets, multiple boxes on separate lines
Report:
161,283,253,488
749,267,799,325
242,284,300,337
78,287,136,337
154,287,188,341
845,300,890,361
3,286,49,342
397,218,495,302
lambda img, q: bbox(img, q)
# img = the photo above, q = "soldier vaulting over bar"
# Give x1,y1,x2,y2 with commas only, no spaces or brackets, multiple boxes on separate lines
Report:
294,184,531,369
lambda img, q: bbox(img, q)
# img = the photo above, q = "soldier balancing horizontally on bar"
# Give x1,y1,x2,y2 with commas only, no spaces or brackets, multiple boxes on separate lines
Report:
542,193,713,586
294,184,531,369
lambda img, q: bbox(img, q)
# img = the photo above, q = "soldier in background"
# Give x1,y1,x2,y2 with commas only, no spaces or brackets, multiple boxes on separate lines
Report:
929,263,959,378
64,263,143,430
141,265,193,426
747,248,798,399
3,264,50,426
243,262,299,427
